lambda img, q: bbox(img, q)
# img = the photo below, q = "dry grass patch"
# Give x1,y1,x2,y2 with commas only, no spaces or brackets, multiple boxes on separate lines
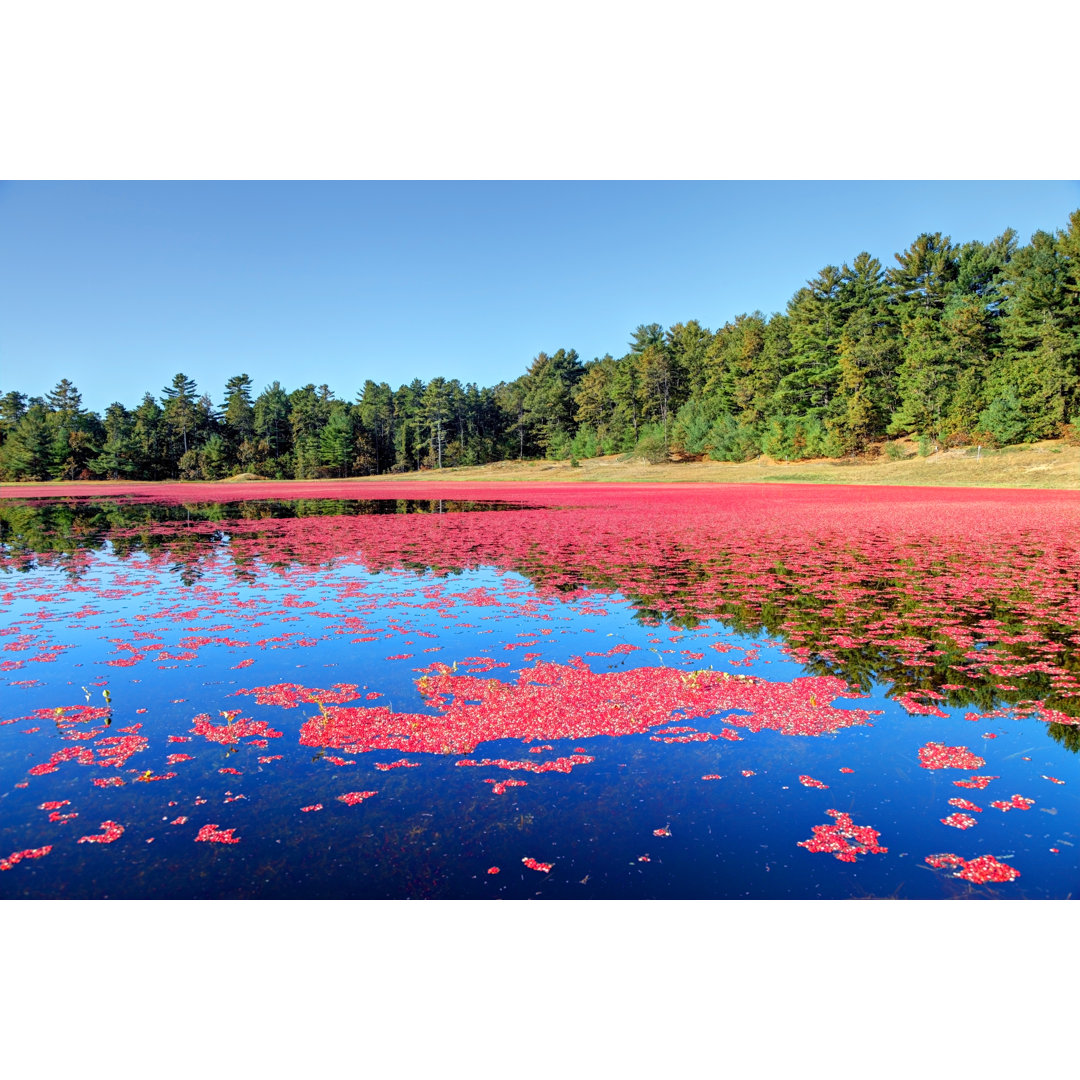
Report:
345,440,1080,489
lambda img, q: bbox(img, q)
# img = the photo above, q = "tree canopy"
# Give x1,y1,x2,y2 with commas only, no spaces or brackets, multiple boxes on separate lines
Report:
3,211,1078,481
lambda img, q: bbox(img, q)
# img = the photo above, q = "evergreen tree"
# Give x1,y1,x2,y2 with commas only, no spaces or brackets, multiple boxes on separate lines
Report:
887,232,959,317
1057,209,1080,418
195,393,219,442
44,379,100,480
1057,209,1080,334
830,255,899,451
289,384,333,478
887,314,956,442
666,321,713,401
759,314,793,420
635,342,681,441
954,230,1017,313
939,294,993,441
979,386,1027,446
222,374,254,436
629,323,665,353
574,356,620,453
320,402,355,477
91,402,139,479
885,235,961,442
420,377,452,468
199,433,230,479
495,378,530,461
46,378,84,426
608,354,643,449
778,266,846,418
995,229,1078,438
356,381,395,474
0,402,54,480
161,373,199,461
132,393,166,479
522,348,583,457
221,374,255,470
704,313,768,423
461,383,500,465
391,380,424,471
0,390,29,446
253,381,291,476
670,395,726,457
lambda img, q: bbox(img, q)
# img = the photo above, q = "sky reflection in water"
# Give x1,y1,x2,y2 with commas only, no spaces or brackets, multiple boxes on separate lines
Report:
1,491,1077,899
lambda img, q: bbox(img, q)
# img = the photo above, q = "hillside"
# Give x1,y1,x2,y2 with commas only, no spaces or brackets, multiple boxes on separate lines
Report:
346,438,1080,489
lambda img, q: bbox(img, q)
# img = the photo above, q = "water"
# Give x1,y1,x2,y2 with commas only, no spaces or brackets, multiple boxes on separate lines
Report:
1,487,1077,898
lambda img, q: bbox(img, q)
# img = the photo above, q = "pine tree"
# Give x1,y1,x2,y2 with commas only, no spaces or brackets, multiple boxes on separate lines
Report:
522,348,583,457
253,382,291,476
390,380,424,471
609,354,642,450
574,356,620,453
887,232,959,317
200,433,230,479
91,402,138,479
221,374,255,469
635,342,681,440
132,393,165,479
954,231,1017,314
884,234,962,442
0,390,29,445
979,387,1027,446
494,378,529,461
1055,210,1080,419
829,255,899,452
780,266,846,418
0,403,55,480
161,373,198,454
446,379,469,466
704,313,768,423
629,323,664,353
46,379,84,426
356,381,395,474
421,377,452,468
289,384,332,478
665,321,713,402
320,403,355,477
887,314,956,443
995,230,1078,438
42,379,101,480
939,295,992,441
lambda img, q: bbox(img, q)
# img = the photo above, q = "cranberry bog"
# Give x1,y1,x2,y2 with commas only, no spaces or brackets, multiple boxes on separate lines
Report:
1,481,1078,899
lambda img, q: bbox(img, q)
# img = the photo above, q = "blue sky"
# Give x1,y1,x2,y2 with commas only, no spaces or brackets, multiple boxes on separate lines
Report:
2,180,1078,414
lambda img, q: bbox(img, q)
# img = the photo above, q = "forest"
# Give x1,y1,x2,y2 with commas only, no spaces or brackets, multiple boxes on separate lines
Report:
2,210,1078,482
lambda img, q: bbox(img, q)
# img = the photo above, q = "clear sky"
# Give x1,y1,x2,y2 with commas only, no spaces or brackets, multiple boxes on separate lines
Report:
2,180,1078,414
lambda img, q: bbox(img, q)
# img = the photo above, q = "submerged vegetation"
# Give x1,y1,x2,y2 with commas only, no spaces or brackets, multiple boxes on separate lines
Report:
2,210,1079,482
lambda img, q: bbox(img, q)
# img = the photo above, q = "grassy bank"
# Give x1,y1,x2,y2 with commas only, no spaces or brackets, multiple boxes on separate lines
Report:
346,438,1080,489
3,439,1077,495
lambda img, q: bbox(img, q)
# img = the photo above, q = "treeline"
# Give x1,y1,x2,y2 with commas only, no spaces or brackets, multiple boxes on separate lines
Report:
2,210,1078,482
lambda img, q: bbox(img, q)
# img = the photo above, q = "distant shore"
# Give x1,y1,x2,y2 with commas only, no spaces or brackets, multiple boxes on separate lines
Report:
2,437,1077,498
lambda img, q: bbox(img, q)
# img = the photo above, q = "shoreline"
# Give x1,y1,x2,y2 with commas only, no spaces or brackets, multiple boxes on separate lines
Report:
2,438,1078,498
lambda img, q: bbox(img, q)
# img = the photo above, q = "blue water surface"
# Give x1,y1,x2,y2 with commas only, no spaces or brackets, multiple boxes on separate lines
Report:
1,498,1076,899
